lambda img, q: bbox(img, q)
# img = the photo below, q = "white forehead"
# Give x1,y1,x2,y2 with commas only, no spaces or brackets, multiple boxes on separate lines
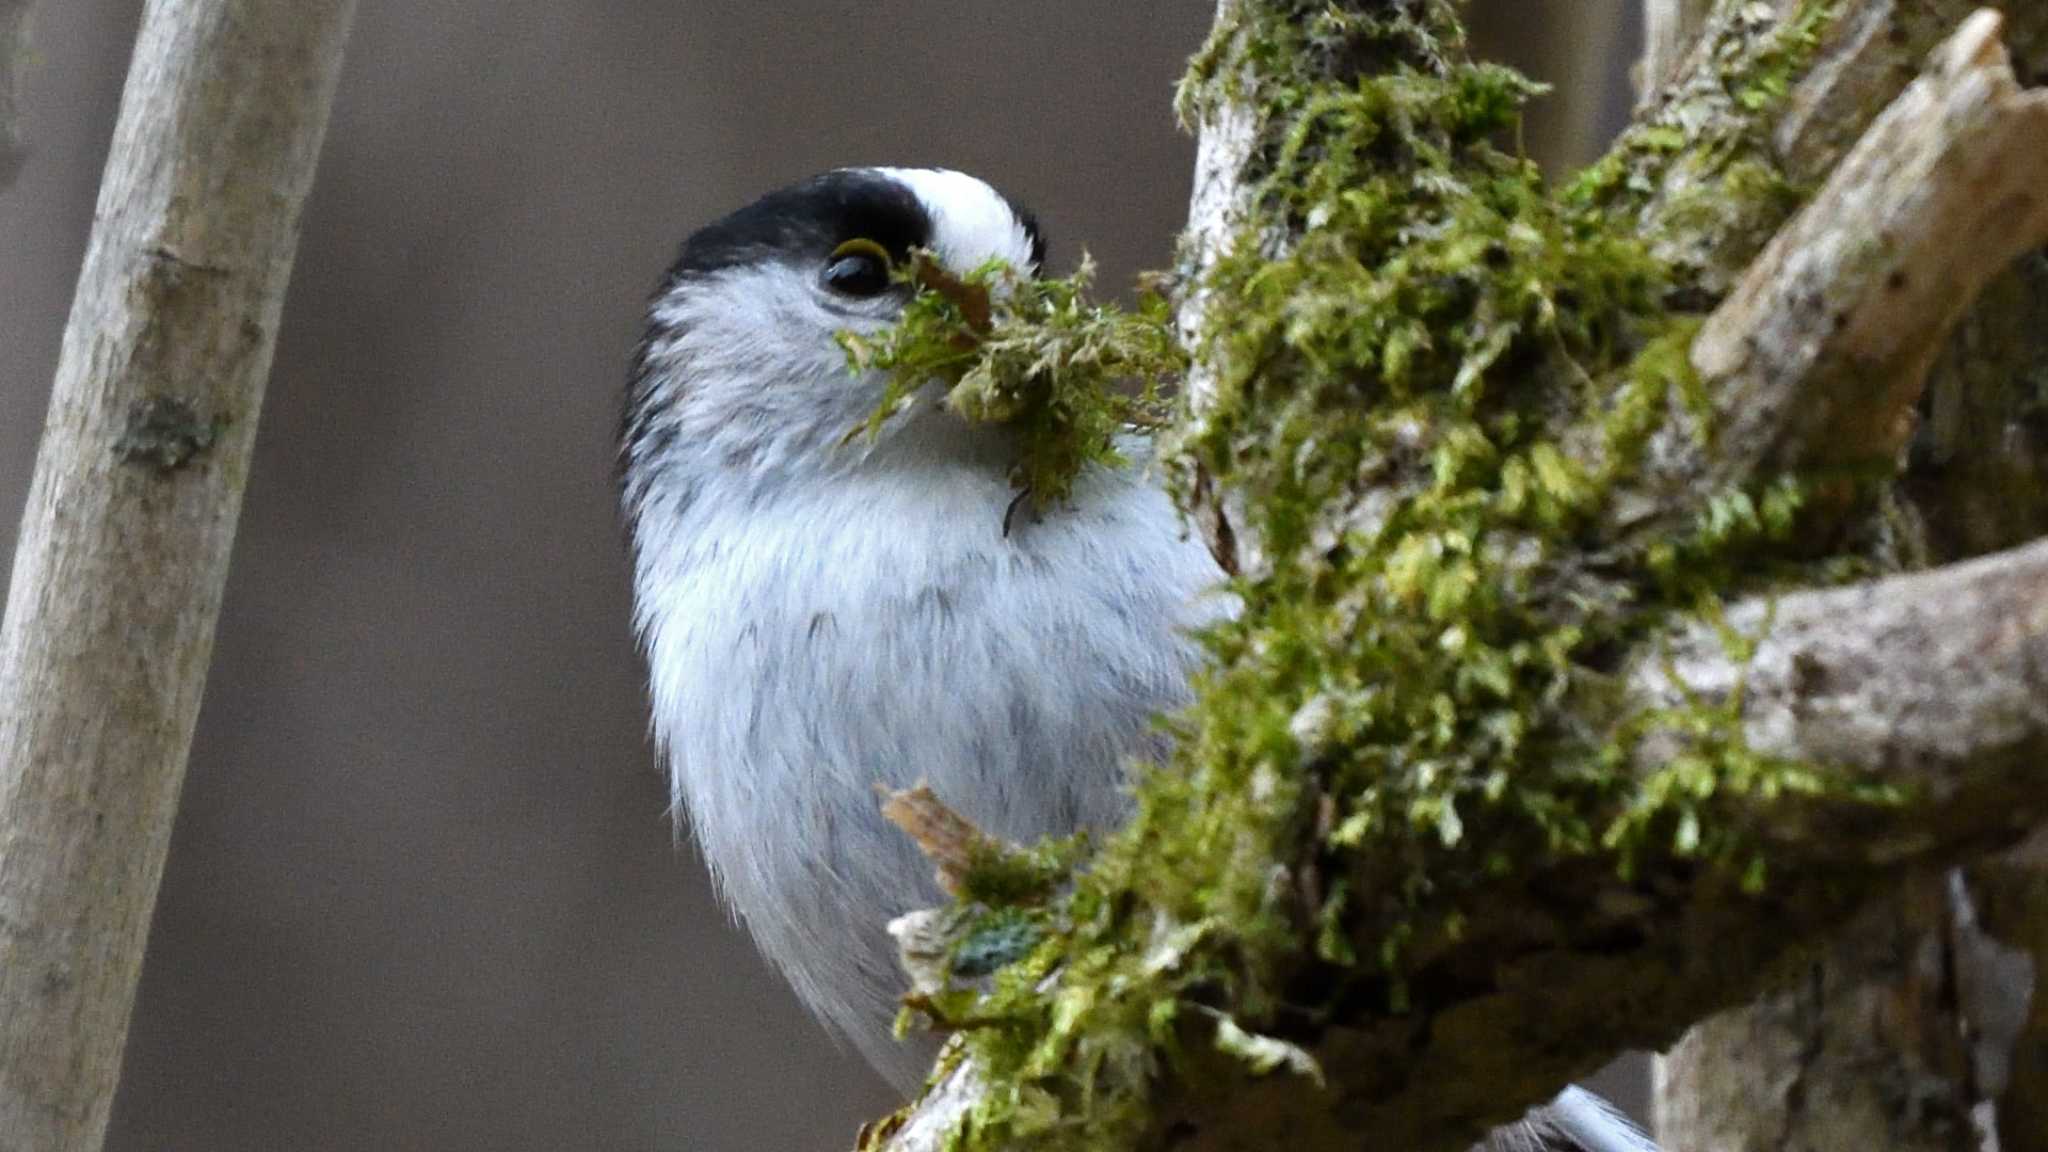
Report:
874,167,1037,275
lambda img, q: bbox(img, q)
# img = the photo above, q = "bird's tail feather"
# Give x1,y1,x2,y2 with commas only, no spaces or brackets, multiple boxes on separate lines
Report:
1479,1085,1660,1152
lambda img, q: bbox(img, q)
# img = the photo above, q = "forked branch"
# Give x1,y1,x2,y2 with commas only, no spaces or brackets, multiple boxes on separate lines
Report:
1674,10,2048,503
872,8,2048,1151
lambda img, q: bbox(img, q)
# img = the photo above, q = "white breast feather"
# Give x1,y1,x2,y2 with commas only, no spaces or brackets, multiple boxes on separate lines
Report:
634,439,1223,1084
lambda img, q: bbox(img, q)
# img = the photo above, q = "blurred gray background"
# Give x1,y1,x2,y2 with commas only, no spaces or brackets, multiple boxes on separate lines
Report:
0,4,1637,1149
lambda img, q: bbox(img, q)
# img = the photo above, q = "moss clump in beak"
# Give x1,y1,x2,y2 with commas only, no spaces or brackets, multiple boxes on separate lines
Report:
839,249,1182,510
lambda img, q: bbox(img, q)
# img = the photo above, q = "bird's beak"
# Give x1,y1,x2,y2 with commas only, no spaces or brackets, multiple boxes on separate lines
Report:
909,254,993,337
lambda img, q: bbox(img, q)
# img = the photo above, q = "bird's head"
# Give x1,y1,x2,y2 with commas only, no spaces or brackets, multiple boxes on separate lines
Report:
621,167,1044,516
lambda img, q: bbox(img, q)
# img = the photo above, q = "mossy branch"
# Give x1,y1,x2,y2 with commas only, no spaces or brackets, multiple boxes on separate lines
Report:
864,4,2048,1151
874,507,2048,1147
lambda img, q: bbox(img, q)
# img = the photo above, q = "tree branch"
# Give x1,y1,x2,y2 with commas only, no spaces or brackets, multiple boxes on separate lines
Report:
874,531,2048,1152
1176,0,1262,577
1638,0,1711,105
1154,547,2048,1145
0,3,356,1149
1637,539,2048,820
1629,8,2048,520
870,7,2048,1151
1648,4,2048,1141
1599,0,2043,300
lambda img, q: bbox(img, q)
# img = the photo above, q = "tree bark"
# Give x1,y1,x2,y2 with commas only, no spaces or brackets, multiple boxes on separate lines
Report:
1655,269,2048,1152
1651,3,2048,1149
0,3,356,1150
1628,7,2048,523
1640,0,1711,104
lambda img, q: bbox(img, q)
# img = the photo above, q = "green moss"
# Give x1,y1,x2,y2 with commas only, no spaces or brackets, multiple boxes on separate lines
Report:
851,3,1891,1148
1566,0,1835,295
959,832,1092,908
840,253,1182,510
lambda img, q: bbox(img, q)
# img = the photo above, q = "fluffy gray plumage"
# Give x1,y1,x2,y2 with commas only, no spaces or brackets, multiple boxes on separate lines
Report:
621,167,1659,1152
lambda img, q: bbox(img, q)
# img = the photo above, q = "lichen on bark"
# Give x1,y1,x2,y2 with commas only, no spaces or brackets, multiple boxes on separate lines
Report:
1568,0,1837,300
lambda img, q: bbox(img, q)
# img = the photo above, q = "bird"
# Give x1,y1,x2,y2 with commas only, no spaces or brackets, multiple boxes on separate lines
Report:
620,166,1659,1152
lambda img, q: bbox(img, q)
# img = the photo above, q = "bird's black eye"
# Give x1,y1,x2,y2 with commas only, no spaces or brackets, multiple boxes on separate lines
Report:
823,238,894,297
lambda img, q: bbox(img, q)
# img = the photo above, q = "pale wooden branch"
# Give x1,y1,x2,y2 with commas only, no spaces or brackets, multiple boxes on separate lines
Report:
1608,0,2032,299
1624,9,2048,529
1176,0,1263,578
0,0,31,187
881,784,1003,896
1700,10,2048,485
865,1059,981,1152
1634,537,2048,815
0,3,356,1149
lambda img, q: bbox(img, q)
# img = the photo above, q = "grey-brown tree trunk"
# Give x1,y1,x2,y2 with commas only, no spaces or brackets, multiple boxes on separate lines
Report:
0,3,356,1150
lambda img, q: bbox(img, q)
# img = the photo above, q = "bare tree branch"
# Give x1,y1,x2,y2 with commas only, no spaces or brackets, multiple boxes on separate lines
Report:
0,3,356,1149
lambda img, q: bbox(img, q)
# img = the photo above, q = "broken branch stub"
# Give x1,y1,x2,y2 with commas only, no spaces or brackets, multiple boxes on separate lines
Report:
1630,10,2048,526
